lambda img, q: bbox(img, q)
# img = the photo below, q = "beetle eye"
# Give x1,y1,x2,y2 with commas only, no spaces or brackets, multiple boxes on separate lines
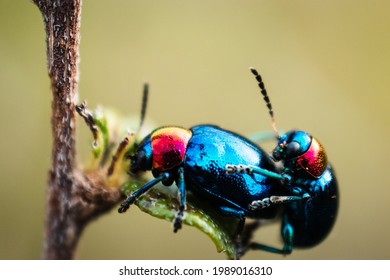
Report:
285,141,300,157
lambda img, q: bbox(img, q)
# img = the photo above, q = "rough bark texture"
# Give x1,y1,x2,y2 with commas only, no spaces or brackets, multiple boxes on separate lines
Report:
33,0,123,259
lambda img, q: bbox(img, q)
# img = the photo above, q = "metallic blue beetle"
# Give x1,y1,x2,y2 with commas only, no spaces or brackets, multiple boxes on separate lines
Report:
118,68,338,256
120,124,286,236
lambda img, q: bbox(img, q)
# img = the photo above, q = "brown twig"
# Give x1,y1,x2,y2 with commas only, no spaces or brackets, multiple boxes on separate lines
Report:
33,0,123,259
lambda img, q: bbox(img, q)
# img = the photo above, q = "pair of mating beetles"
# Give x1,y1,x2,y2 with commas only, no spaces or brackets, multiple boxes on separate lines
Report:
115,68,338,255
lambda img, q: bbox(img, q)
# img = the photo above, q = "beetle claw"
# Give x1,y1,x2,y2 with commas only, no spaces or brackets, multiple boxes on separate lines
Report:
249,198,271,210
118,195,136,213
173,208,185,233
118,204,130,213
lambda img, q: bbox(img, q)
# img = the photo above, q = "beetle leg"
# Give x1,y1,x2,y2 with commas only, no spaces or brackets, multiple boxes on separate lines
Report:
249,214,293,255
218,206,248,259
249,195,309,210
249,241,292,255
218,206,246,238
225,164,291,182
118,172,171,213
280,214,294,254
173,167,186,233
229,164,313,198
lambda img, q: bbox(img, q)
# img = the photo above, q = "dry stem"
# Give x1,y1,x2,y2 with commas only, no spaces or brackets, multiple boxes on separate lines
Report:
33,0,123,259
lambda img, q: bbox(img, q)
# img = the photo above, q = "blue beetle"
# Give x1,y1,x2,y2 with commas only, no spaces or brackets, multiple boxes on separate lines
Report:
119,124,289,236
228,130,338,254
118,68,338,256
226,68,338,254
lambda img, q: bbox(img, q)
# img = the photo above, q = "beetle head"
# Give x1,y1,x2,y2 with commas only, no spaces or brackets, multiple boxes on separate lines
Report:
272,130,312,161
128,134,153,175
273,130,328,178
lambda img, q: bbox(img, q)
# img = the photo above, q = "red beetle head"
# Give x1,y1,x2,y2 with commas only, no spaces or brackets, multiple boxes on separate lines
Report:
273,130,327,178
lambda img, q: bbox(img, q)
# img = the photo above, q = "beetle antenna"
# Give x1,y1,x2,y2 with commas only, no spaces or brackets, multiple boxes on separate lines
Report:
136,82,149,136
250,67,280,140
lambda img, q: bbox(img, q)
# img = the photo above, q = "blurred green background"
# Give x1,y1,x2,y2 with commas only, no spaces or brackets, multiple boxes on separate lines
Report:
0,0,389,259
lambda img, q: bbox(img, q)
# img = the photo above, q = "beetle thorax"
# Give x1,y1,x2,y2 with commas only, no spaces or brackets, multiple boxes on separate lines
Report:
296,137,328,178
151,127,192,172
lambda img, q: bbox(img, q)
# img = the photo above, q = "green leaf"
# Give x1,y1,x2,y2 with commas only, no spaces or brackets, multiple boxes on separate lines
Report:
121,181,239,259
